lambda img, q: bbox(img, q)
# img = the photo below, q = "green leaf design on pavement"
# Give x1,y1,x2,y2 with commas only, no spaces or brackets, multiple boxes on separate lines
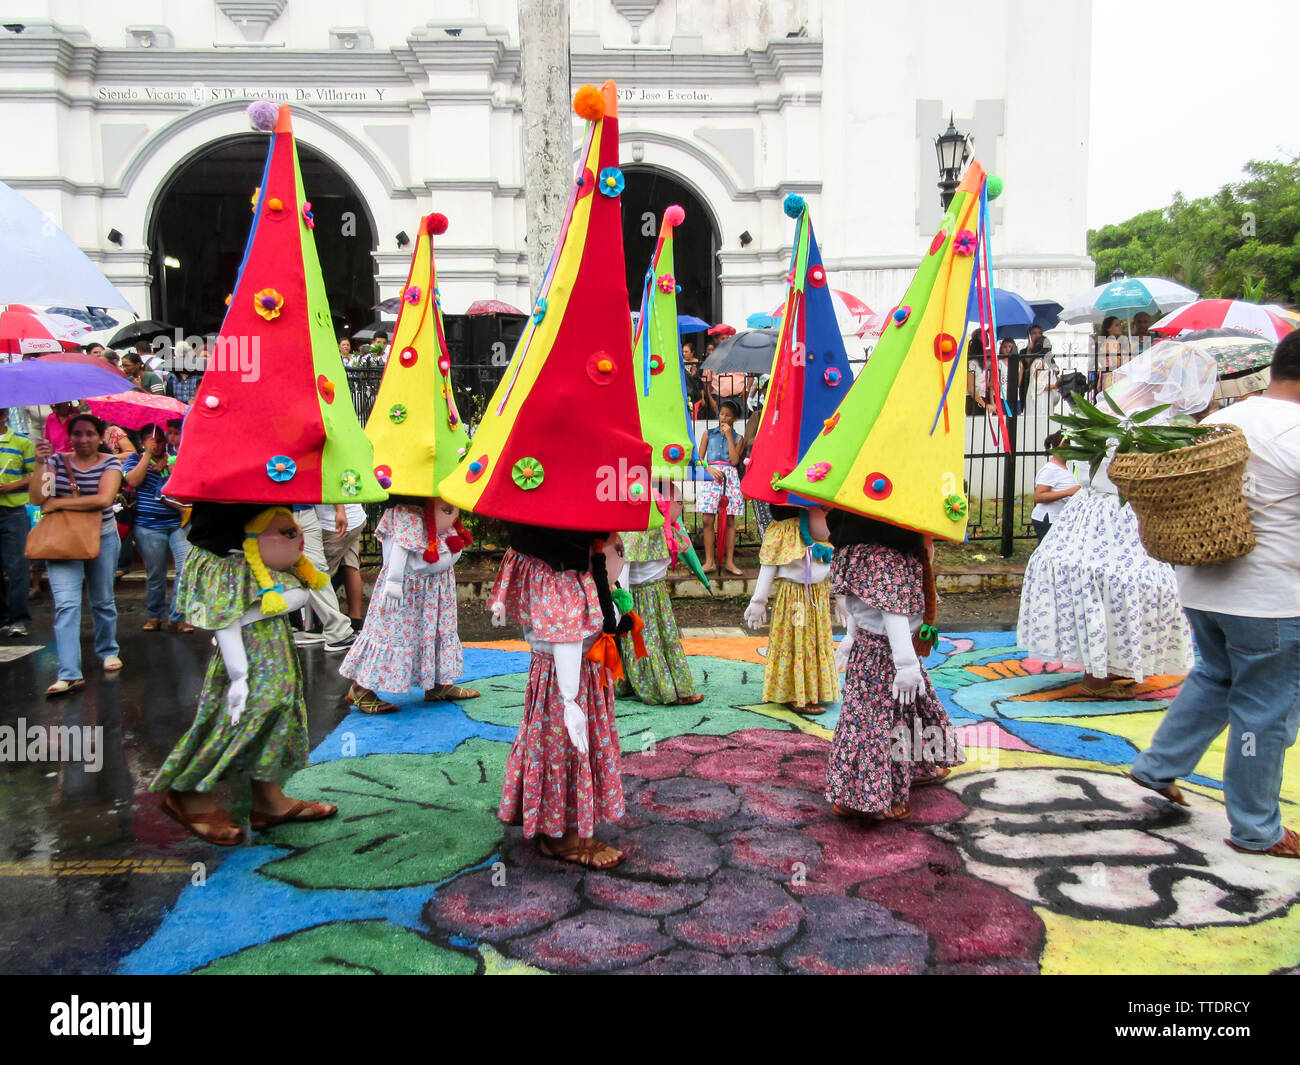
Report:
195,920,478,975
462,656,791,752
258,739,508,890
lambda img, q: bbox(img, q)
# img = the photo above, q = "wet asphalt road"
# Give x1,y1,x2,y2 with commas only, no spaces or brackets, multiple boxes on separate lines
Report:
0,589,355,974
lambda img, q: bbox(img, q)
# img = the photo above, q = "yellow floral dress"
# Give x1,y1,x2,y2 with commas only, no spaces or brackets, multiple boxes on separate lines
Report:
759,519,840,707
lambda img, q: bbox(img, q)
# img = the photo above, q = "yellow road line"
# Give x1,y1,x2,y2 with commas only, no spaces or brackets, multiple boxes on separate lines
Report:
0,859,196,876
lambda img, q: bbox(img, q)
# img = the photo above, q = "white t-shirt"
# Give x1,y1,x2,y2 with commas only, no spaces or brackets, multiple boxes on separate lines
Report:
1176,396,1300,618
628,557,669,586
1030,462,1078,522
315,503,366,533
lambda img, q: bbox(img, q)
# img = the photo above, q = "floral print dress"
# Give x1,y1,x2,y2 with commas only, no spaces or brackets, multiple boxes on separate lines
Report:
759,519,839,707
616,529,697,704
493,549,625,839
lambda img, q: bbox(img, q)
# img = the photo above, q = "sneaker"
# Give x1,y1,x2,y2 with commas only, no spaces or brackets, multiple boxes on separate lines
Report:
7,624,28,638
292,630,326,646
323,634,356,654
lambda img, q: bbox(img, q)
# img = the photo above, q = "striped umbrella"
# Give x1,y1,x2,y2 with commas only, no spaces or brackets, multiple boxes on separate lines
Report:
0,306,91,355
1151,299,1295,342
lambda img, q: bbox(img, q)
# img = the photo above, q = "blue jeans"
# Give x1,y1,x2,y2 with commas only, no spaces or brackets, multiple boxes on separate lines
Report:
0,505,31,626
47,525,120,681
135,524,190,622
1132,608,1300,851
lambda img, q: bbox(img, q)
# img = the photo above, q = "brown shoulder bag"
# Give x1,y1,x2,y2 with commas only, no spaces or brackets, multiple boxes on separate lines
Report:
26,456,103,561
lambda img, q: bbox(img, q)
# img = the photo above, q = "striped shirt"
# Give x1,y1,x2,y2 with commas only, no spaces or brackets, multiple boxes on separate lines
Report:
0,429,36,508
50,453,123,532
122,453,180,530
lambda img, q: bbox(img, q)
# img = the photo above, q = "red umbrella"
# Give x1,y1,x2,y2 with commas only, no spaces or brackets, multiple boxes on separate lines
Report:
85,390,187,430
707,323,737,337
1151,299,1295,342
0,306,90,355
768,289,873,337
467,299,526,316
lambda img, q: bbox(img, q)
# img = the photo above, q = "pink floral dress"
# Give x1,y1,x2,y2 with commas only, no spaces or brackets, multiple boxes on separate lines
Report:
493,549,625,839
340,507,464,693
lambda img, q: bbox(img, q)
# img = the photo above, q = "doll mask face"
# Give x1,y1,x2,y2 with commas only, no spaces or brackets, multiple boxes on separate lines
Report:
257,512,304,572
807,506,830,542
432,498,460,536
595,535,625,585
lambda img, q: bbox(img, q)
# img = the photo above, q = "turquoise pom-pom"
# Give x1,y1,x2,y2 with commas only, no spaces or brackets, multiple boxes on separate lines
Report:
783,193,805,218
987,174,1004,200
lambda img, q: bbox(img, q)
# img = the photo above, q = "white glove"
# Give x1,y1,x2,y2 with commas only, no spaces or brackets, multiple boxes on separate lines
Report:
891,662,924,706
489,600,507,627
744,598,768,630
383,578,404,605
563,698,589,756
835,595,851,629
226,676,249,724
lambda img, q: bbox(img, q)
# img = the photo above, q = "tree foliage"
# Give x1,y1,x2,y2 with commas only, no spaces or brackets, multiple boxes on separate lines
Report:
1088,155,1300,305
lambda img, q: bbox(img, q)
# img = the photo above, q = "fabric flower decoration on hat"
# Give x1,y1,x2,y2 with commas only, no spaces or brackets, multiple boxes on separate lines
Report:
952,230,977,256
944,492,968,520
512,457,545,490
340,469,361,497
389,403,408,424
657,273,676,294
266,455,296,482
807,264,827,287
806,461,832,482
254,288,284,320
301,201,315,229
532,298,547,324
598,167,625,197
403,285,421,304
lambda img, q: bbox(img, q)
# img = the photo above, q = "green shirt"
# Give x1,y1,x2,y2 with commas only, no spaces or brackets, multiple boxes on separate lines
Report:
138,370,165,395
0,428,36,507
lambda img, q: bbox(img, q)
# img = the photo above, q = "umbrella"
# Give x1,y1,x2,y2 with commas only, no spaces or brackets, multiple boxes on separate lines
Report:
108,319,176,347
350,323,390,343
1178,335,1275,377
0,306,90,355
707,323,736,337
372,297,401,317
1265,304,1300,326
768,288,873,337
966,287,1035,336
1151,299,1295,342
1060,277,1198,324
701,328,779,374
0,179,133,310
85,390,188,430
0,352,128,406
466,299,526,316
629,312,713,333
1029,299,1063,331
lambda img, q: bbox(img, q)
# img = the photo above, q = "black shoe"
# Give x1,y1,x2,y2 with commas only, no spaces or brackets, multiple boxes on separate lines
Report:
323,634,356,654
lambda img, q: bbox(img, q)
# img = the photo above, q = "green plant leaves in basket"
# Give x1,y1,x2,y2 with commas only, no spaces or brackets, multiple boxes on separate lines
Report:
1051,392,1209,486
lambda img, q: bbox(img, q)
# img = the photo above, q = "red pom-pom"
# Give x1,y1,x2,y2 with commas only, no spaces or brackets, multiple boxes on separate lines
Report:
664,204,685,227
422,547,439,563
455,518,473,548
445,535,464,553
426,213,448,236
573,85,605,121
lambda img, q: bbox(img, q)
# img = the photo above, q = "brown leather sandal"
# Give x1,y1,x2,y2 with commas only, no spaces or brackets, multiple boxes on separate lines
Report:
1225,826,1300,859
142,617,163,632
250,799,338,831
345,684,398,714
538,836,624,869
912,767,952,788
160,791,245,846
674,693,705,705
1127,770,1190,807
168,620,196,634
866,802,911,822
424,683,481,702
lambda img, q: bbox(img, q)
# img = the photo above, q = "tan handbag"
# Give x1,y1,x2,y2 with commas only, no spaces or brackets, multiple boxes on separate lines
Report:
25,457,103,561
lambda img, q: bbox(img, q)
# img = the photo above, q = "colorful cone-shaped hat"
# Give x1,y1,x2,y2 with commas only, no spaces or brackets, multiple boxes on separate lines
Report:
776,162,989,539
168,103,384,505
631,204,698,531
741,195,856,506
439,81,651,531
365,213,470,497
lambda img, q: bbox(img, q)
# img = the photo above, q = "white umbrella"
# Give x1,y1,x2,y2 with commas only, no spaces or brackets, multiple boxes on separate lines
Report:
1060,277,1198,325
0,179,133,310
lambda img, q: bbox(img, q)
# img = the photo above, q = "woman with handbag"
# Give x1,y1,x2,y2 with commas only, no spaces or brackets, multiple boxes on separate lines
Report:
30,413,124,694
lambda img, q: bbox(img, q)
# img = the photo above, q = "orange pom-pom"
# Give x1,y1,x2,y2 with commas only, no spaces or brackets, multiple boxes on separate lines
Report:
573,85,605,121
426,213,448,236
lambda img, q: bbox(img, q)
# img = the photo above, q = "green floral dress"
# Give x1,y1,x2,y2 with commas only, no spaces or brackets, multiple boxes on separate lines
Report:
150,546,309,793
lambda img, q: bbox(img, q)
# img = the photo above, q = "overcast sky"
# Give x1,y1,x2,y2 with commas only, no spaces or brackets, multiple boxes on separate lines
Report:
1088,0,1300,230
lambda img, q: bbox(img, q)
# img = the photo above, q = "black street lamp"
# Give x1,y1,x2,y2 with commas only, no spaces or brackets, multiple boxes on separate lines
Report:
935,115,970,209
1110,267,1127,282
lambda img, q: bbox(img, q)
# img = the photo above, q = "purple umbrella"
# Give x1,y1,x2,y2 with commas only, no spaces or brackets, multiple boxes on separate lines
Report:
0,352,129,407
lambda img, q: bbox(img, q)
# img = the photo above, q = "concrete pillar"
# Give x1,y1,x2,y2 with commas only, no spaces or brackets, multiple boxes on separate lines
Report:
518,0,571,295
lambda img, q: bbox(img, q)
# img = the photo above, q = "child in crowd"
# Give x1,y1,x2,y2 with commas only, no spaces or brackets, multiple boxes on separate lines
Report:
340,496,478,714
826,510,964,821
1030,431,1080,541
745,503,839,715
697,397,744,575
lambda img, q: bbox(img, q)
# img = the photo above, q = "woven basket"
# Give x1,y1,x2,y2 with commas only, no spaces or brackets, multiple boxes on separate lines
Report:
1108,425,1255,566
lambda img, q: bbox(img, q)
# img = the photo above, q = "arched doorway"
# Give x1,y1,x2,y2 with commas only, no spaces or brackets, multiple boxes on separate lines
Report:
148,135,376,337
620,166,720,330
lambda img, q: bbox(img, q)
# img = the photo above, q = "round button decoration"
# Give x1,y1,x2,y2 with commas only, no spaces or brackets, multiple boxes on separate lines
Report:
944,492,968,521
374,464,392,489
266,455,296,483
663,443,685,463
822,412,840,435
317,375,335,403
598,167,625,197
512,457,545,490
465,455,488,483
389,403,407,424
893,305,911,326
929,226,949,256
253,288,284,320
586,351,617,385
824,367,842,386
864,472,893,500
340,469,360,497
203,392,223,412
807,264,827,287
933,333,958,362
399,346,418,367
266,197,283,213
575,167,595,199
649,354,664,375
438,355,451,376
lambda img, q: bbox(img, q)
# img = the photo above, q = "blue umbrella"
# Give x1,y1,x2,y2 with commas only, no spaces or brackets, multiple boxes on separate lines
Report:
0,352,129,406
1029,299,1063,331
630,311,712,334
967,286,1035,335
